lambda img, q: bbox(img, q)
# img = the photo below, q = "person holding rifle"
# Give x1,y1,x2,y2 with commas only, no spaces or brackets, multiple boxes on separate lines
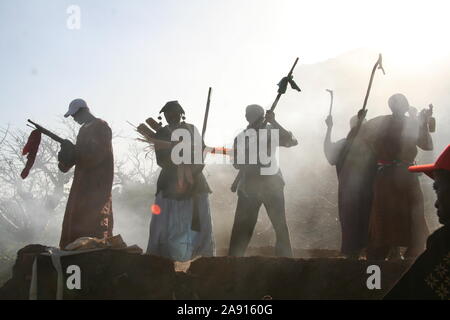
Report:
58,98,114,249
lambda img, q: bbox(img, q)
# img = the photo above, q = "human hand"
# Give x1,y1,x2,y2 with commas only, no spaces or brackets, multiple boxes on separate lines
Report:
325,115,333,128
265,110,276,124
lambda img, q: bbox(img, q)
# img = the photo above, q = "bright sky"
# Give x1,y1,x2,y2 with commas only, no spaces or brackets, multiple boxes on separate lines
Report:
1,0,450,152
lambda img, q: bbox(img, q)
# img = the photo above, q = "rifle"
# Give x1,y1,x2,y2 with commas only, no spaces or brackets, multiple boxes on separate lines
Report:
27,119,65,144
231,57,301,192
202,87,212,139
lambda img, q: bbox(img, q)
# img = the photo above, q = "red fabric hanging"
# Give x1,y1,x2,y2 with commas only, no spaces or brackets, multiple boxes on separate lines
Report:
21,129,41,179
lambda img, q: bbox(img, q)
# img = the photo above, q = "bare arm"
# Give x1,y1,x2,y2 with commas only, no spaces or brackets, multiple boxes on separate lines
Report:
323,115,338,165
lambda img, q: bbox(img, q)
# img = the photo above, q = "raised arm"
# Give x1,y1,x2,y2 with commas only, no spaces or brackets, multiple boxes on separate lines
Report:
323,115,340,165
265,110,298,147
417,108,433,151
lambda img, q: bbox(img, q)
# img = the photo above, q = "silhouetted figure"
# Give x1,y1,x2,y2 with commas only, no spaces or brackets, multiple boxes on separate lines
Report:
147,101,214,262
324,113,376,258
362,94,434,260
228,105,297,257
58,99,114,249
385,145,450,299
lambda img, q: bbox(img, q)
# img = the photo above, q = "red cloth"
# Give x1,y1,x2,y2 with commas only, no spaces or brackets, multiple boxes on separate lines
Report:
21,129,41,179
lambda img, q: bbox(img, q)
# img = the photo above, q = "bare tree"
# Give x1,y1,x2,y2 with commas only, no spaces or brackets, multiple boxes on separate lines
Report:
115,142,157,187
0,121,159,253
0,124,76,247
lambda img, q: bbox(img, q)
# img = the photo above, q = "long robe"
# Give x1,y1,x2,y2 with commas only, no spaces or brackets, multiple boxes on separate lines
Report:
361,115,432,255
147,122,214,261
324,132,377,255
59,118,114,249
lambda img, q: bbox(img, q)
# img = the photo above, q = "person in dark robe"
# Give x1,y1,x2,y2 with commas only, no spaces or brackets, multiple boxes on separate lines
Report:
228,105,298,257
384,145,450,300
146,101,214,262
361,93,434,260
324,112,377,258
58,99,114,249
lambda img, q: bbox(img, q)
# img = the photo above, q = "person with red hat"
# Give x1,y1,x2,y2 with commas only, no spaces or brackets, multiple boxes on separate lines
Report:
384,145,450,299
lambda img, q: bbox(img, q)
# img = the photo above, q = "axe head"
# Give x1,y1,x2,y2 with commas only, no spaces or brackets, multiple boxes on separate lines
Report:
277,77,289,94
326,89,333,96
377,53,386,75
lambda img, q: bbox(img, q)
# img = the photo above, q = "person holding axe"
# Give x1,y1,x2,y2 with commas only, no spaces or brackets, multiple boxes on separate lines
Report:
362,93,434,260
146,100,215,262
324,109,377,259
58,98,114,249
228,58,300,258
228,105,298,257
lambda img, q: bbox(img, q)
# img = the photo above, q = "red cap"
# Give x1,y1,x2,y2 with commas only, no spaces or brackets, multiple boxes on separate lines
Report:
408,145,450,179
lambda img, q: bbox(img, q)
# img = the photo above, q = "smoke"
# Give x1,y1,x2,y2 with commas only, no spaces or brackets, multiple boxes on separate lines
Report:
1,48,449,258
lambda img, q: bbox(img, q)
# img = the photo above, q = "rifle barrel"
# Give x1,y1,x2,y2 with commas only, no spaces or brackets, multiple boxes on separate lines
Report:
202,87,212,138
27,119,65,144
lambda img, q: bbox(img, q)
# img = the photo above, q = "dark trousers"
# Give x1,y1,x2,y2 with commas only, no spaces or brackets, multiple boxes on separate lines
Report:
228,189,293,257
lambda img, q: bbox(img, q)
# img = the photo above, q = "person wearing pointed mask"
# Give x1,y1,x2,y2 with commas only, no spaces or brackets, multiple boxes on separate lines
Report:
146,100,214,262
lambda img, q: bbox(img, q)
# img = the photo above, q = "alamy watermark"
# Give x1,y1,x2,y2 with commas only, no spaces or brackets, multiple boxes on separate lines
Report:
366,265,381,290
66,5,81,30
170,128,280,175
66,265,81,290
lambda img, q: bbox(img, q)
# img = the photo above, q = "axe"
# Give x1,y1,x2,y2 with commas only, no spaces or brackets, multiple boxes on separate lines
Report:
361,53,385,113
262,57,301,126
326,89,334,116
231,58,301,192
336,53,385,171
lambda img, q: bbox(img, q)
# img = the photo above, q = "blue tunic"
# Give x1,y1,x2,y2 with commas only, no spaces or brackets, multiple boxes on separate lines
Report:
147,192,215,261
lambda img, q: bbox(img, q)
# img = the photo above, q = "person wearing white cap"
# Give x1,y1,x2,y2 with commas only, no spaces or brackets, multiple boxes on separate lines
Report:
58,98,114,249
64,98,88,118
